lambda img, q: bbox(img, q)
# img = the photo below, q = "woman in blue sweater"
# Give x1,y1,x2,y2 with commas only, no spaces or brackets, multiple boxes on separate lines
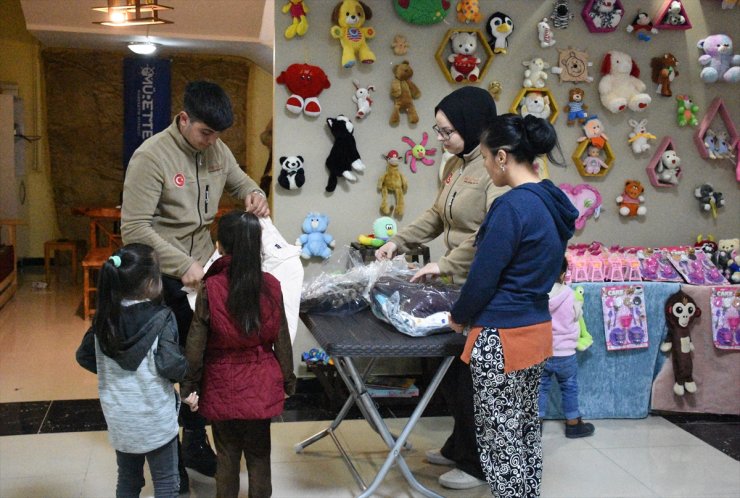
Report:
449,114,578,498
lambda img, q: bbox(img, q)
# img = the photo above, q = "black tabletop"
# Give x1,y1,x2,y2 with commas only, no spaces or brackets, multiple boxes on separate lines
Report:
301,309,467,358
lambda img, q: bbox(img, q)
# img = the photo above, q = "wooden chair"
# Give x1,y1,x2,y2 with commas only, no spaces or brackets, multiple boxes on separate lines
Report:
81,214,122,319
0,220,22,309
44,239,85,284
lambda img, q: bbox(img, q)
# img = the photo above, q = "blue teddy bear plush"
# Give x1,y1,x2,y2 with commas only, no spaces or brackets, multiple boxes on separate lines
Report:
296,212,335,259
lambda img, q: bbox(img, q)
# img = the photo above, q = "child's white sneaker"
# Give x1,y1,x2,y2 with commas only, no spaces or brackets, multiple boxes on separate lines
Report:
438,468,487,489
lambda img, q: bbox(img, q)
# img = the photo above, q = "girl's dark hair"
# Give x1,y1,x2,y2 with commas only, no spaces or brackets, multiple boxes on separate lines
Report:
480,113,564,167
217,210,264,335
93,243,162,357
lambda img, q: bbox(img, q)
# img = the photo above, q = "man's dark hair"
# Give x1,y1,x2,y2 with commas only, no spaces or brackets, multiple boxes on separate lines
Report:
183,80,234,131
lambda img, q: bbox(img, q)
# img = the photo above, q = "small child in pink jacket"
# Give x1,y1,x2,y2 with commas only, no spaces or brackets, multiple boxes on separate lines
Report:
538,258,595,438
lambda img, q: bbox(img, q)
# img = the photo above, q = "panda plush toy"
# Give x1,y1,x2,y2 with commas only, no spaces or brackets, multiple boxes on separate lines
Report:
278,155,306,190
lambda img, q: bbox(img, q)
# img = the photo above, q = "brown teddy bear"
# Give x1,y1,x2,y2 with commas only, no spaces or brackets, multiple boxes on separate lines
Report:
390,60,421,125
616,179,647,217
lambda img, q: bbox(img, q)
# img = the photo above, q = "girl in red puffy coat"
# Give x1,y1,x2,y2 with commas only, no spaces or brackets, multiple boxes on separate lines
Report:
181,211,296,498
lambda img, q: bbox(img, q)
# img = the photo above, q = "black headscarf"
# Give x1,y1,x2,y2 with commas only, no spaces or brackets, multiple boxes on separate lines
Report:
434,87,497,157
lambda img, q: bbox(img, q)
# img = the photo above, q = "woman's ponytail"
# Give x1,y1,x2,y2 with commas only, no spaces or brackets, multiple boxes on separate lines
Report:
93,256,123,357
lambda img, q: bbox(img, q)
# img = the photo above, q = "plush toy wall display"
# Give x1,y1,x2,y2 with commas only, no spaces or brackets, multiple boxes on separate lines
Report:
598,50,651,113
650,53,679,97
551,48,594,84
661,290,701,395
378,150,408,217
296,212,335,259
697,34,740,84
654,0,691,30
352,79,375,120
713,239,740,282
448,31,482,82
402,132,438,173
625,10,658,41
537,18,556,48
519,91,552,120
276,63,331,117
551,0,575,29
559,183,602,230
393,0,451,25
392,34,409,55
693,98,738,160
358,216,398,247
583,0,624,33
488,80,502,100
694,183,725,218
390,60,421,125
325,115,366,192
486,12,514,54
522,57,550,88
456,0,481,23
278,155,306,190
282,0,309,39
330,0,376,68
676,95,699,127
572,133,615,177
627,118,656,154
616,180,646,217
564,88,588,126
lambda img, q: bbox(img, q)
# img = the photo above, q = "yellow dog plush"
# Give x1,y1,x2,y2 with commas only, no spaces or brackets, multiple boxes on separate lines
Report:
330,0,376,68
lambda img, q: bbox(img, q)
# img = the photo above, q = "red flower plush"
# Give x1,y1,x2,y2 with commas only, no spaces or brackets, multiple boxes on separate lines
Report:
276,63,331,117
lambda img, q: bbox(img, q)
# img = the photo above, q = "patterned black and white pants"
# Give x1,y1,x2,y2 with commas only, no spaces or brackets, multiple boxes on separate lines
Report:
469,327,545,498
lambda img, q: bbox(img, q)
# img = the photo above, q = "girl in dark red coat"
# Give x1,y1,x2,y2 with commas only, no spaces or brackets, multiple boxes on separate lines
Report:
181,211,296,498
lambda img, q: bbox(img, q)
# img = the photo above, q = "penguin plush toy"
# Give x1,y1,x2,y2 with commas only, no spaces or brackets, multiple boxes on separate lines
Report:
486,12,514,54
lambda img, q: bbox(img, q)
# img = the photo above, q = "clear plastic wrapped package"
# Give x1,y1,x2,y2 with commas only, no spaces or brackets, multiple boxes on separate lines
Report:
370,275,461,337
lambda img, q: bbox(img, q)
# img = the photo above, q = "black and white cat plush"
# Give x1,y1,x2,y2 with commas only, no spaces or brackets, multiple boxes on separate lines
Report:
278,155,305,190
325,115,365,192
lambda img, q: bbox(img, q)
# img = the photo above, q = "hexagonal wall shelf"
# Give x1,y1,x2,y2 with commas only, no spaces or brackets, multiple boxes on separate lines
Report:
653,0,692,30
572,138,615,178
581,0,626,33
693,97,738,160
645,137,682,188
435,28,494,84
509,87,559,125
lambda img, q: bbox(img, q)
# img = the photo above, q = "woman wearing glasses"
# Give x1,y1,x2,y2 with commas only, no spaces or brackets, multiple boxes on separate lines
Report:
375,86,507,490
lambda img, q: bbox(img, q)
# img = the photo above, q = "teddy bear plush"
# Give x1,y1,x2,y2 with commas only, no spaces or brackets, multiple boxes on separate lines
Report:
713,238,740,280
357,216,398,247
330,0,376,68
296,212,335,259
325,115,365,192
390,60,421,125
656,150,681,185
522,57,549,88
519,91,551,120
661,290,701,396
599,51,651,113
616,180,646,216
276,63,331,116
564,88,588,126
378,150,408,217
278,155,306,190
447,31,481,82
650,53,679,97
697,34,740,84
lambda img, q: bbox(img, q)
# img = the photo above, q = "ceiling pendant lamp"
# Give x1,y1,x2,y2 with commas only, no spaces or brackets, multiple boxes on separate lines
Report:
92,0,173,27
128,40,158,55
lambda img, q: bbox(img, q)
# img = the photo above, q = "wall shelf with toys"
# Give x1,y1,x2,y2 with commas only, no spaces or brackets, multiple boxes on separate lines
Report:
653,0,692,30
434,28,494,85
693,98,738,163
581,0,625,33
645,137,683,188
509,87,559,125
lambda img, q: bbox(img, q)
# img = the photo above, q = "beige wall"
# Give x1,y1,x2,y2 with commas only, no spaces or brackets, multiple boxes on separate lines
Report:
247,66,273,199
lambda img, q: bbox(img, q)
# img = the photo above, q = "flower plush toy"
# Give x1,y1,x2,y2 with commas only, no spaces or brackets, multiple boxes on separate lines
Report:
276,63,330,117
697,34,740,84
358,217,398,247
402,132,437,173
282,0,309,39
378,150,408,216
661,290,701,396
296,212,335,259
330,0,376,69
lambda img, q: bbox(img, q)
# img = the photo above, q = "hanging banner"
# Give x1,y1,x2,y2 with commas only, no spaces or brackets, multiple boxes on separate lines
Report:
123,58,171,170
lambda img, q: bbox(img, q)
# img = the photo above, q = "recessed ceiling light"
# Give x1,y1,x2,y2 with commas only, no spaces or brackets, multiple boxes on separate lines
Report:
128,41,158,55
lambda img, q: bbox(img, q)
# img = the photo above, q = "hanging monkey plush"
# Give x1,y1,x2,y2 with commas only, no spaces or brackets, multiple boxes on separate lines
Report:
661,290,702,396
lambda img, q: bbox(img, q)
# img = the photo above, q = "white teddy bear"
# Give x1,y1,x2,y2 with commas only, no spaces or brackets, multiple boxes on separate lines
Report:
522,57,550,88
448,32,481,82
598,50,651,113
519,91,551,120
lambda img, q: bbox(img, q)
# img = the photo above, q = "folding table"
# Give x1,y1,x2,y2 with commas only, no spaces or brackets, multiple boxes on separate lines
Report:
295,310,466,498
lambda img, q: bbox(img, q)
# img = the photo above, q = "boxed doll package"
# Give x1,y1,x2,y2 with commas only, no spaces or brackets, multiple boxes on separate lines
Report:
710,287,740,350
601,285,648,350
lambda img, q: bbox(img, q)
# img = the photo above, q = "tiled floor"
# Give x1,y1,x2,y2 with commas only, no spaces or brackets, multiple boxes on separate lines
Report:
1,267,738,498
